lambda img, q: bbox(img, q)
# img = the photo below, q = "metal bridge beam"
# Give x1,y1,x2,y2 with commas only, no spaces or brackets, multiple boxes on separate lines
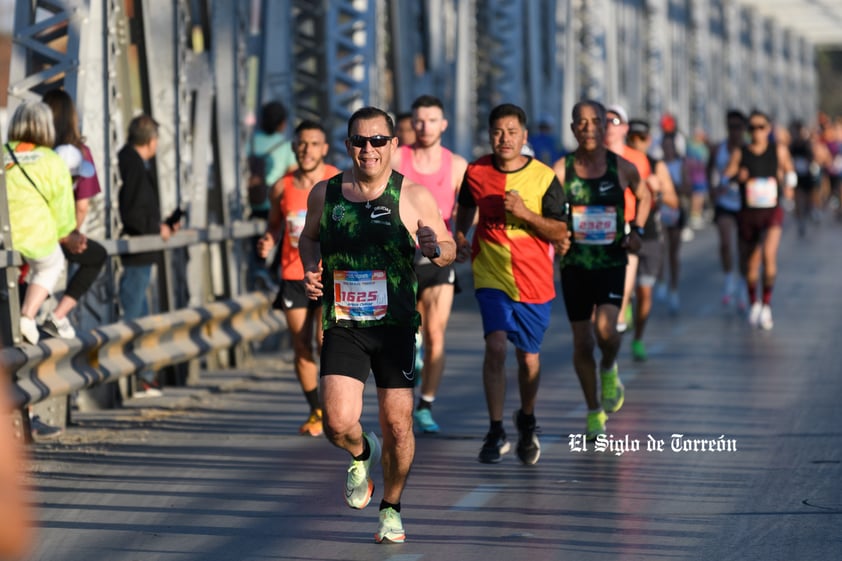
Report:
645,0,667,119
689,0,710,133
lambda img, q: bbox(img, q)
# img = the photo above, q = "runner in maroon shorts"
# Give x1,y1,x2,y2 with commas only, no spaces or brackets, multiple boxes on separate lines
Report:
722,110,795,330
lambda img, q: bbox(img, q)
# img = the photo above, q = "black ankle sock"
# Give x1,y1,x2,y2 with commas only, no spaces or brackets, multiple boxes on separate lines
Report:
416,398,432,411
489,420,504,436
304,389,320,412
353,436,370,461
518,410,536,428
380,500,400,513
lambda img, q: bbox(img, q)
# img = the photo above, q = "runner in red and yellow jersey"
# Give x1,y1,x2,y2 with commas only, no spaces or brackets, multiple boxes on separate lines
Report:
455,103,568,466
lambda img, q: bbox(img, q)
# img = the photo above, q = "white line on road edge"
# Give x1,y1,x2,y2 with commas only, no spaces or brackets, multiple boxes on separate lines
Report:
450,484,505,510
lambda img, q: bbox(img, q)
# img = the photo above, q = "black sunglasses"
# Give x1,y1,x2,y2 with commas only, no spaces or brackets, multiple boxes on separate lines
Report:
348,134,393,148
607,116,623,126
748,123,767,131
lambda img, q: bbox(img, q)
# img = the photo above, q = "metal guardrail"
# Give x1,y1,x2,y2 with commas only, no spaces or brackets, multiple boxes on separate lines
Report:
0,221,266,261
2,291,284,409
1,220,267,347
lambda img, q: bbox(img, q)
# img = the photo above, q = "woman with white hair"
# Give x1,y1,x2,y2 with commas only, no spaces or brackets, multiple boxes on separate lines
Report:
4,101,76,344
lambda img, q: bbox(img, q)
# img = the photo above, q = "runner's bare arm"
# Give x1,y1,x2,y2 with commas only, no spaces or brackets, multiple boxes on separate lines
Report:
299,180,327,298
552,157,567,184
401,180,456,267
504,189,567,243
258,181,285,258
722,146,743,182
453,182,477,263
449,154,469,226
778,143,797,199
654,160,680,209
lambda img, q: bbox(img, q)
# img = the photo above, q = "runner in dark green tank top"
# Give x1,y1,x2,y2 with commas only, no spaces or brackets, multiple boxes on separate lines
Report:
296,107,456,544
561,150,628,270
551,100,650,448
320,170,420,330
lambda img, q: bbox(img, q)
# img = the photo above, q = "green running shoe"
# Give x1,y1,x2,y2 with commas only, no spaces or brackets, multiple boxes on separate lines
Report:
586,410,608,441
600,363,625,413
631,339,647,362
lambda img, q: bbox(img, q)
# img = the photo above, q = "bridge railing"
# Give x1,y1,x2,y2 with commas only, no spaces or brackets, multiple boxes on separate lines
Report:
1,220,287,440
2,290,283,410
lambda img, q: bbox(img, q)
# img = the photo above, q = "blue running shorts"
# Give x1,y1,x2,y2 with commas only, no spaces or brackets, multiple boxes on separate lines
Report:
475,288,552,354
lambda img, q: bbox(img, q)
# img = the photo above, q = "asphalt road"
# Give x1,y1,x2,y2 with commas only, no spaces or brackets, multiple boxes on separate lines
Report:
25,213,842,561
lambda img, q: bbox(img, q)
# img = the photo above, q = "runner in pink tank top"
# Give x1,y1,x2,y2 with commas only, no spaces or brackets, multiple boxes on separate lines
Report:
391,95,468,434
398,144,455,230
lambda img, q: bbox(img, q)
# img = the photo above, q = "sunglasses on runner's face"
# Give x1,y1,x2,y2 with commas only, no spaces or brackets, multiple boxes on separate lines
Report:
748,123,767,131
607,116,623,126
348,134,393,148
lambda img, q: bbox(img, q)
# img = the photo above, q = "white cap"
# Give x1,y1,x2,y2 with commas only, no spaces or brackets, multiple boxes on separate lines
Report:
606,104,628,124
55,144,95,178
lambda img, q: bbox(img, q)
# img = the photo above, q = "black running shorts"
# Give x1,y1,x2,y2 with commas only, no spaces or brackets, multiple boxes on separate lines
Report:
320,325,417,389
273,279,321,311
560,266,626,322
415,261,456,295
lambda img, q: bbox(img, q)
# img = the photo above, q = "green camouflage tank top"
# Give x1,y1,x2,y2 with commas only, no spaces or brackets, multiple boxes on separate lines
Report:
320,170,420,330
560,151,628,270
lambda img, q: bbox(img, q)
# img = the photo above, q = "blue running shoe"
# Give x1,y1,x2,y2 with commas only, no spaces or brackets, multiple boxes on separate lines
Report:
413,408,440,433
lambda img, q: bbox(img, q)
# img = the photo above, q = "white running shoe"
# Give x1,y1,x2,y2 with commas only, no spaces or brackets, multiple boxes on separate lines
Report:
375,507,406,544
20,316,39,344
43,312,76,339
759,305,774,330
748,302,763,328
345,432,381,509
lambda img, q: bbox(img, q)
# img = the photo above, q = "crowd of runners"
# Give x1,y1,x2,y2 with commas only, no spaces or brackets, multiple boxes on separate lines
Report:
250,97,840,544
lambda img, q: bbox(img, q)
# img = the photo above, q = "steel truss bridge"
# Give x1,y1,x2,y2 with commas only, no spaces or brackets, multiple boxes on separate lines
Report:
0,0,829,408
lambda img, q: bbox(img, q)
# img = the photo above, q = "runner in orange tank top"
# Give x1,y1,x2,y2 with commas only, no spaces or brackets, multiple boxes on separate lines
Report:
258,121,340,436
604,105,652,334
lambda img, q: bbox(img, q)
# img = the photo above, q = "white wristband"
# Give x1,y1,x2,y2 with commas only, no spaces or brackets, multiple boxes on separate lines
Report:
785,171,797,189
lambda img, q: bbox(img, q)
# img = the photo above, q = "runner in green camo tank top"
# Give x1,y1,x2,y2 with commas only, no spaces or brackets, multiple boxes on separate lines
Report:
560,150,628,270
319,170,419,330
297,106,456,544
551,100,649,445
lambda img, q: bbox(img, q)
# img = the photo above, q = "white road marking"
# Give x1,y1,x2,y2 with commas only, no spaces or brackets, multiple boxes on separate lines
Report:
450,484,504,510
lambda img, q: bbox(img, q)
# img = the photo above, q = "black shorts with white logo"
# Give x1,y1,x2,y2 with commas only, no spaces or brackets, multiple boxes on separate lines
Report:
273,279,322,311
320,325,417,389
560,266,626,322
